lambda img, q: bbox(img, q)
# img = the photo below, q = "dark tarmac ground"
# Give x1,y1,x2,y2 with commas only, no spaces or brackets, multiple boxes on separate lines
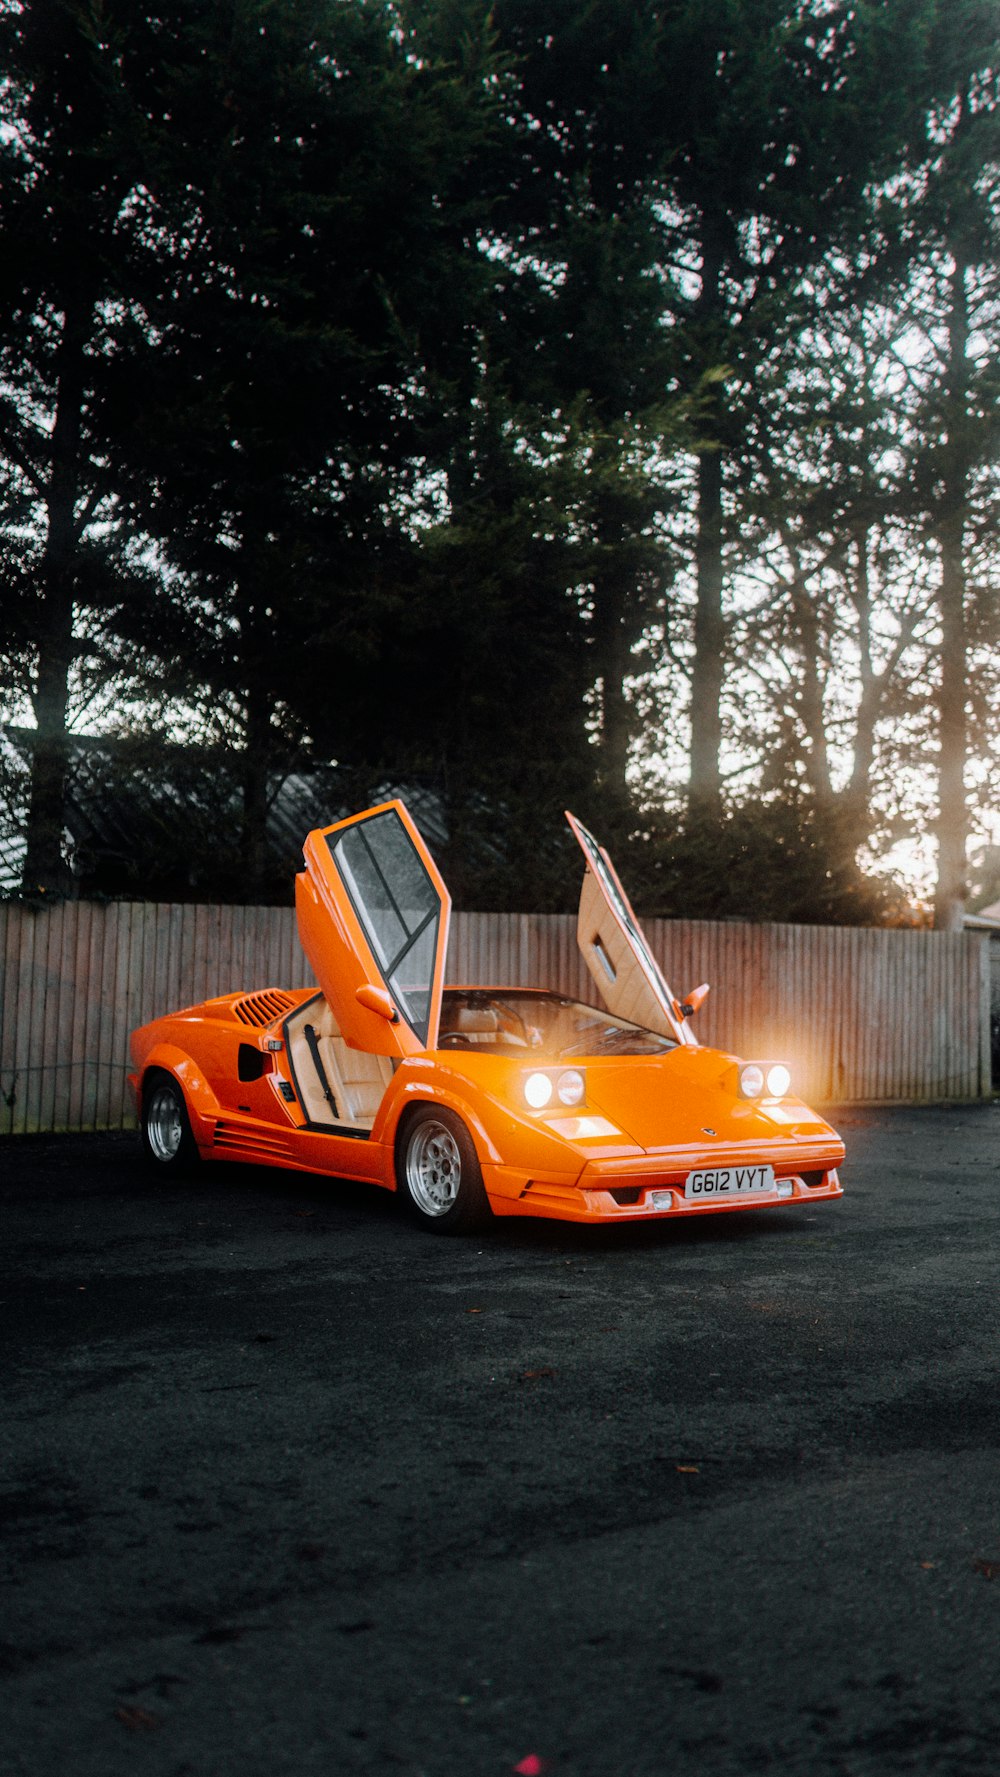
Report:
2,1103,1000,1777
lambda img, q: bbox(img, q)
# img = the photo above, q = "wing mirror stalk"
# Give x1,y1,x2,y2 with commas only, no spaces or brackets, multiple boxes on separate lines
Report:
677,982,710,1019
356,983,399,1022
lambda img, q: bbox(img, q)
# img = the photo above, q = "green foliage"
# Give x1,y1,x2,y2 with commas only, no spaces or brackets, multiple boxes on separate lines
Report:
0,0,997,919
618,800,916,927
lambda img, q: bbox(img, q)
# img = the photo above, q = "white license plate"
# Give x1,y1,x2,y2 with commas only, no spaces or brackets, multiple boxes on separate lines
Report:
684,1164,775,1200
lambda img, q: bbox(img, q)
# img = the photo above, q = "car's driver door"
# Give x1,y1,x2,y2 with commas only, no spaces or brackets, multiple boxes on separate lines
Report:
296,800,451,1058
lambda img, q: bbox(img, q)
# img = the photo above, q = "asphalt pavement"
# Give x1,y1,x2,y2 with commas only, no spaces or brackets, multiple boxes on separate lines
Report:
2,1102,1000,1777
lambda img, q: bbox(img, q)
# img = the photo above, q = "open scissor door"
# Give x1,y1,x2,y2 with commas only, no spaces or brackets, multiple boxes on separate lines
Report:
296,800,451,1057
565,810,688,1045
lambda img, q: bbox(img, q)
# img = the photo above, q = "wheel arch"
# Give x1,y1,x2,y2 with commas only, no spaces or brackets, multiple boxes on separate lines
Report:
138,1044,220,1146
377,1069,587,1192
384,1083,498,1178
392,1097,492,1232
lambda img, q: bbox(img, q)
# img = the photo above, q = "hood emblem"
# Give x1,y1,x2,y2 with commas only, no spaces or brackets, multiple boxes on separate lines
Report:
702,1127,716,1136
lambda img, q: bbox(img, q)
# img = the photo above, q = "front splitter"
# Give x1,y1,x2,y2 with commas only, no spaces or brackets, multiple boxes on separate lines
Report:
487,1168,843,1223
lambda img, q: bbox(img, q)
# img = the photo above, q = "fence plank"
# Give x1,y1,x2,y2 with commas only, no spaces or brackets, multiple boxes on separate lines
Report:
1,908,24,1132
16,908,40,1134
980,939,993,1098
0,904,10,1133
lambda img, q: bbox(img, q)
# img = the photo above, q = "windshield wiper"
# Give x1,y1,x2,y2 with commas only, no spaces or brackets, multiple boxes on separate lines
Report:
560,1027,671,1057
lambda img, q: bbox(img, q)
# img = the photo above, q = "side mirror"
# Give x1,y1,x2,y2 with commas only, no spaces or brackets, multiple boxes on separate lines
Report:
355,983,399,1022
679,982,710,1018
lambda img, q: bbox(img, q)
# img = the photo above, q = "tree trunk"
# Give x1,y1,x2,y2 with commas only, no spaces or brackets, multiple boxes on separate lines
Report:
241,679,274,901
591,565,632,819
21,295,90,897
790,580,834,804
933,247,970,933
935,505,968,930
688,219,725,821
237,512,278,902
846,525,877,828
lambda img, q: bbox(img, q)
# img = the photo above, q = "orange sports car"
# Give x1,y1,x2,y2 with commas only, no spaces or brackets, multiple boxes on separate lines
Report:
128,801,844,1232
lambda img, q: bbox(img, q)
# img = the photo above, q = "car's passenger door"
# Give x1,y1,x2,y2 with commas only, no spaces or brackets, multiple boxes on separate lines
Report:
565,810,690,1045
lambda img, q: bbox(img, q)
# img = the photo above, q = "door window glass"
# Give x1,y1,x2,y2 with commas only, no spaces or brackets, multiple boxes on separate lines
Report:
329,810,441,1043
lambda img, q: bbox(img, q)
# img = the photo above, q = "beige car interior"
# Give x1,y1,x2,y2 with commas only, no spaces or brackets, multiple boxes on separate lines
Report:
439,1001,544,1049
576,868,677,1041
285,994,393,1130
440,1005,501,1043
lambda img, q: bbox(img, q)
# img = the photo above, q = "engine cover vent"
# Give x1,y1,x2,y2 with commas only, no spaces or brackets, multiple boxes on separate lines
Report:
232,989,297,1028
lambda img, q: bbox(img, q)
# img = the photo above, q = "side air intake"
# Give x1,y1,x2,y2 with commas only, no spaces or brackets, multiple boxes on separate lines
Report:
213,1122,294,1162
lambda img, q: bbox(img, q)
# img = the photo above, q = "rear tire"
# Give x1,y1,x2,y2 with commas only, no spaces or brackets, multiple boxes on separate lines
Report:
140,1070,199,1173
395,1105,491,1234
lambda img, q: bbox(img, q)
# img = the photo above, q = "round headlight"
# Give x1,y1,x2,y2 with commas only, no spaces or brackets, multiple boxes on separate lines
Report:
765,1063,791,1099
556,1069,585,1107
739,1063,765,1099
524,1072,553,1109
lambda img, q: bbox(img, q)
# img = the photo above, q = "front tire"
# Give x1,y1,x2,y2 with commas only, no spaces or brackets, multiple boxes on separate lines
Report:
395,1106,491,1234
140,1070,199,1173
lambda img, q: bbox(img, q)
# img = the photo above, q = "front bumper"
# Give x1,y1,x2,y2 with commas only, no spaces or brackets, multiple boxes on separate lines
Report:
483,1158,843,1223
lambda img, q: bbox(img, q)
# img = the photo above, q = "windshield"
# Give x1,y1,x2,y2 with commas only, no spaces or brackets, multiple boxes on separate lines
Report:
438,990,676,1058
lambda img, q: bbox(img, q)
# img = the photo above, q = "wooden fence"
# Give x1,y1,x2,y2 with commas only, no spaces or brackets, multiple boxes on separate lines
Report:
0,900,992,1135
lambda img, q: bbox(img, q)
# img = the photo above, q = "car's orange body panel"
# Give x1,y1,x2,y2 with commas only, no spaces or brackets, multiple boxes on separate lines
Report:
128,807,845,1226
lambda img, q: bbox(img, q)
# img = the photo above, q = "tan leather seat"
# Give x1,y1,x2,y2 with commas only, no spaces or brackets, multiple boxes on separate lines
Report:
286,995,391,1129
330,1042,393,1121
